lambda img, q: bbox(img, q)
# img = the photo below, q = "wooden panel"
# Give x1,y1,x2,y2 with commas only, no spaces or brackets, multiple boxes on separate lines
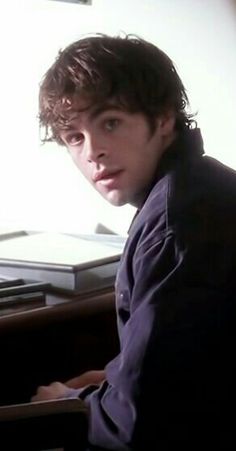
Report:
0,289,119,405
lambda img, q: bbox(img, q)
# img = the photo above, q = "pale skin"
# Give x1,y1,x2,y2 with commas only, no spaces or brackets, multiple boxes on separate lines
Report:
61,101,177,209
31,370,105,402
31,104,176,402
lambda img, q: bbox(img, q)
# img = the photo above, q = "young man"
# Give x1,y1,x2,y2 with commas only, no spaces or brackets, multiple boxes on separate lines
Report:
32,34,236,450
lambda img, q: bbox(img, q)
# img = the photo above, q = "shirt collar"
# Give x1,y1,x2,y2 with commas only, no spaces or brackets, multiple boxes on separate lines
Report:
128,127,205,234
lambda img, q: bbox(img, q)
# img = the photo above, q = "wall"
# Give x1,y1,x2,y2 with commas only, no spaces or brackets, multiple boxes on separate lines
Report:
0,0,235,235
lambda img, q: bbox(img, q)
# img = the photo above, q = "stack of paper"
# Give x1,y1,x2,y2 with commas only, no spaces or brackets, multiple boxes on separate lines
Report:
0,232,126,293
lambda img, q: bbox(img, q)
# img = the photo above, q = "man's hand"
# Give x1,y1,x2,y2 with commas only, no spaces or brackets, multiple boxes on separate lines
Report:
31,370,105,402
31,381,70,402
66,370,106,389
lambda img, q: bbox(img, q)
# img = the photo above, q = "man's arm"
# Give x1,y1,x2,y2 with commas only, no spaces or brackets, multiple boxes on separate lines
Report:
31,370,106,401
76,232,225,449
66,370,106,389
32,233,224,449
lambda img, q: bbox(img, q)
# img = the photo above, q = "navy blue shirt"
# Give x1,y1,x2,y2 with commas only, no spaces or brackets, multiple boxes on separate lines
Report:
69,128,236,450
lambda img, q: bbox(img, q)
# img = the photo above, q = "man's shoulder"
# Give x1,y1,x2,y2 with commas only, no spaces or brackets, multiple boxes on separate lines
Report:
130,153,236,247
168,154,236,243
199,155,236,196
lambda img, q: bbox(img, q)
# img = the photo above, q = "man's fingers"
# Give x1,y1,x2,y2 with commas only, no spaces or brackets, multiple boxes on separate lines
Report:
31,385,52,402
31,381,65,402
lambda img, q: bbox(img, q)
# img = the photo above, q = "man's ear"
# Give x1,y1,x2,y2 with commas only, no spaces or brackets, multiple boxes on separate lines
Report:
157,110,176,137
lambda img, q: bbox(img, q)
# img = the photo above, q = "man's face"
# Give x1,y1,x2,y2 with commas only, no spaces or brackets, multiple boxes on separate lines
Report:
60,103,174,208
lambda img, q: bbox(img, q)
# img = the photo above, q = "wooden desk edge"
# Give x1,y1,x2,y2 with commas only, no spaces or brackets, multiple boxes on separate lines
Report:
0,287,115,332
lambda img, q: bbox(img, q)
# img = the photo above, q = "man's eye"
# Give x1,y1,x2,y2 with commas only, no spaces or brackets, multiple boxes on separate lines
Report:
104,119,119,131
67,134,83,146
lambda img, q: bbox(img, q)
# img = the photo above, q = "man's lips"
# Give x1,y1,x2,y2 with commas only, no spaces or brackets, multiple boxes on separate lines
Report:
92,170,123,183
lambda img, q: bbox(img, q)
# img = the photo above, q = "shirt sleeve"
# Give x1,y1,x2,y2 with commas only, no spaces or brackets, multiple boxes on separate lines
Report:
66,232,225,450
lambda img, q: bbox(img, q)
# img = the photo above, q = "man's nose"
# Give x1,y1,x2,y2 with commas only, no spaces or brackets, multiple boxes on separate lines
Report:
84,134,106,163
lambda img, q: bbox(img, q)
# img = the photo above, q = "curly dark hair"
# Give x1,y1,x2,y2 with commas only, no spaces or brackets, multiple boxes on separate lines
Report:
39,33,195,144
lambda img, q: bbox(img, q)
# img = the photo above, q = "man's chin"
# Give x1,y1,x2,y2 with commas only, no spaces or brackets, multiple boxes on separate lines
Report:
101,190,128,207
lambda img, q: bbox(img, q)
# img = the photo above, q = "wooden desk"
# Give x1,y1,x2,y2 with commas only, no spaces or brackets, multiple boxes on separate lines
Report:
0,287,119,406
0,287,115,332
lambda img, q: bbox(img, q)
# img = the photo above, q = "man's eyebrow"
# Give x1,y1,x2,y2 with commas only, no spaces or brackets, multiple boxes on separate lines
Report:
60,124,78,134
89,104,123,120
59,104,123,136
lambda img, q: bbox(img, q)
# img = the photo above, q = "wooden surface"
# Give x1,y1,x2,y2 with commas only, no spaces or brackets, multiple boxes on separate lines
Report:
0,287,119,406
0,287,115,332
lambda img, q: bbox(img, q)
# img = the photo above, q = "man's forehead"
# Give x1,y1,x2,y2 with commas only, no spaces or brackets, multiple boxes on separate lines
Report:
62,98,124,125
